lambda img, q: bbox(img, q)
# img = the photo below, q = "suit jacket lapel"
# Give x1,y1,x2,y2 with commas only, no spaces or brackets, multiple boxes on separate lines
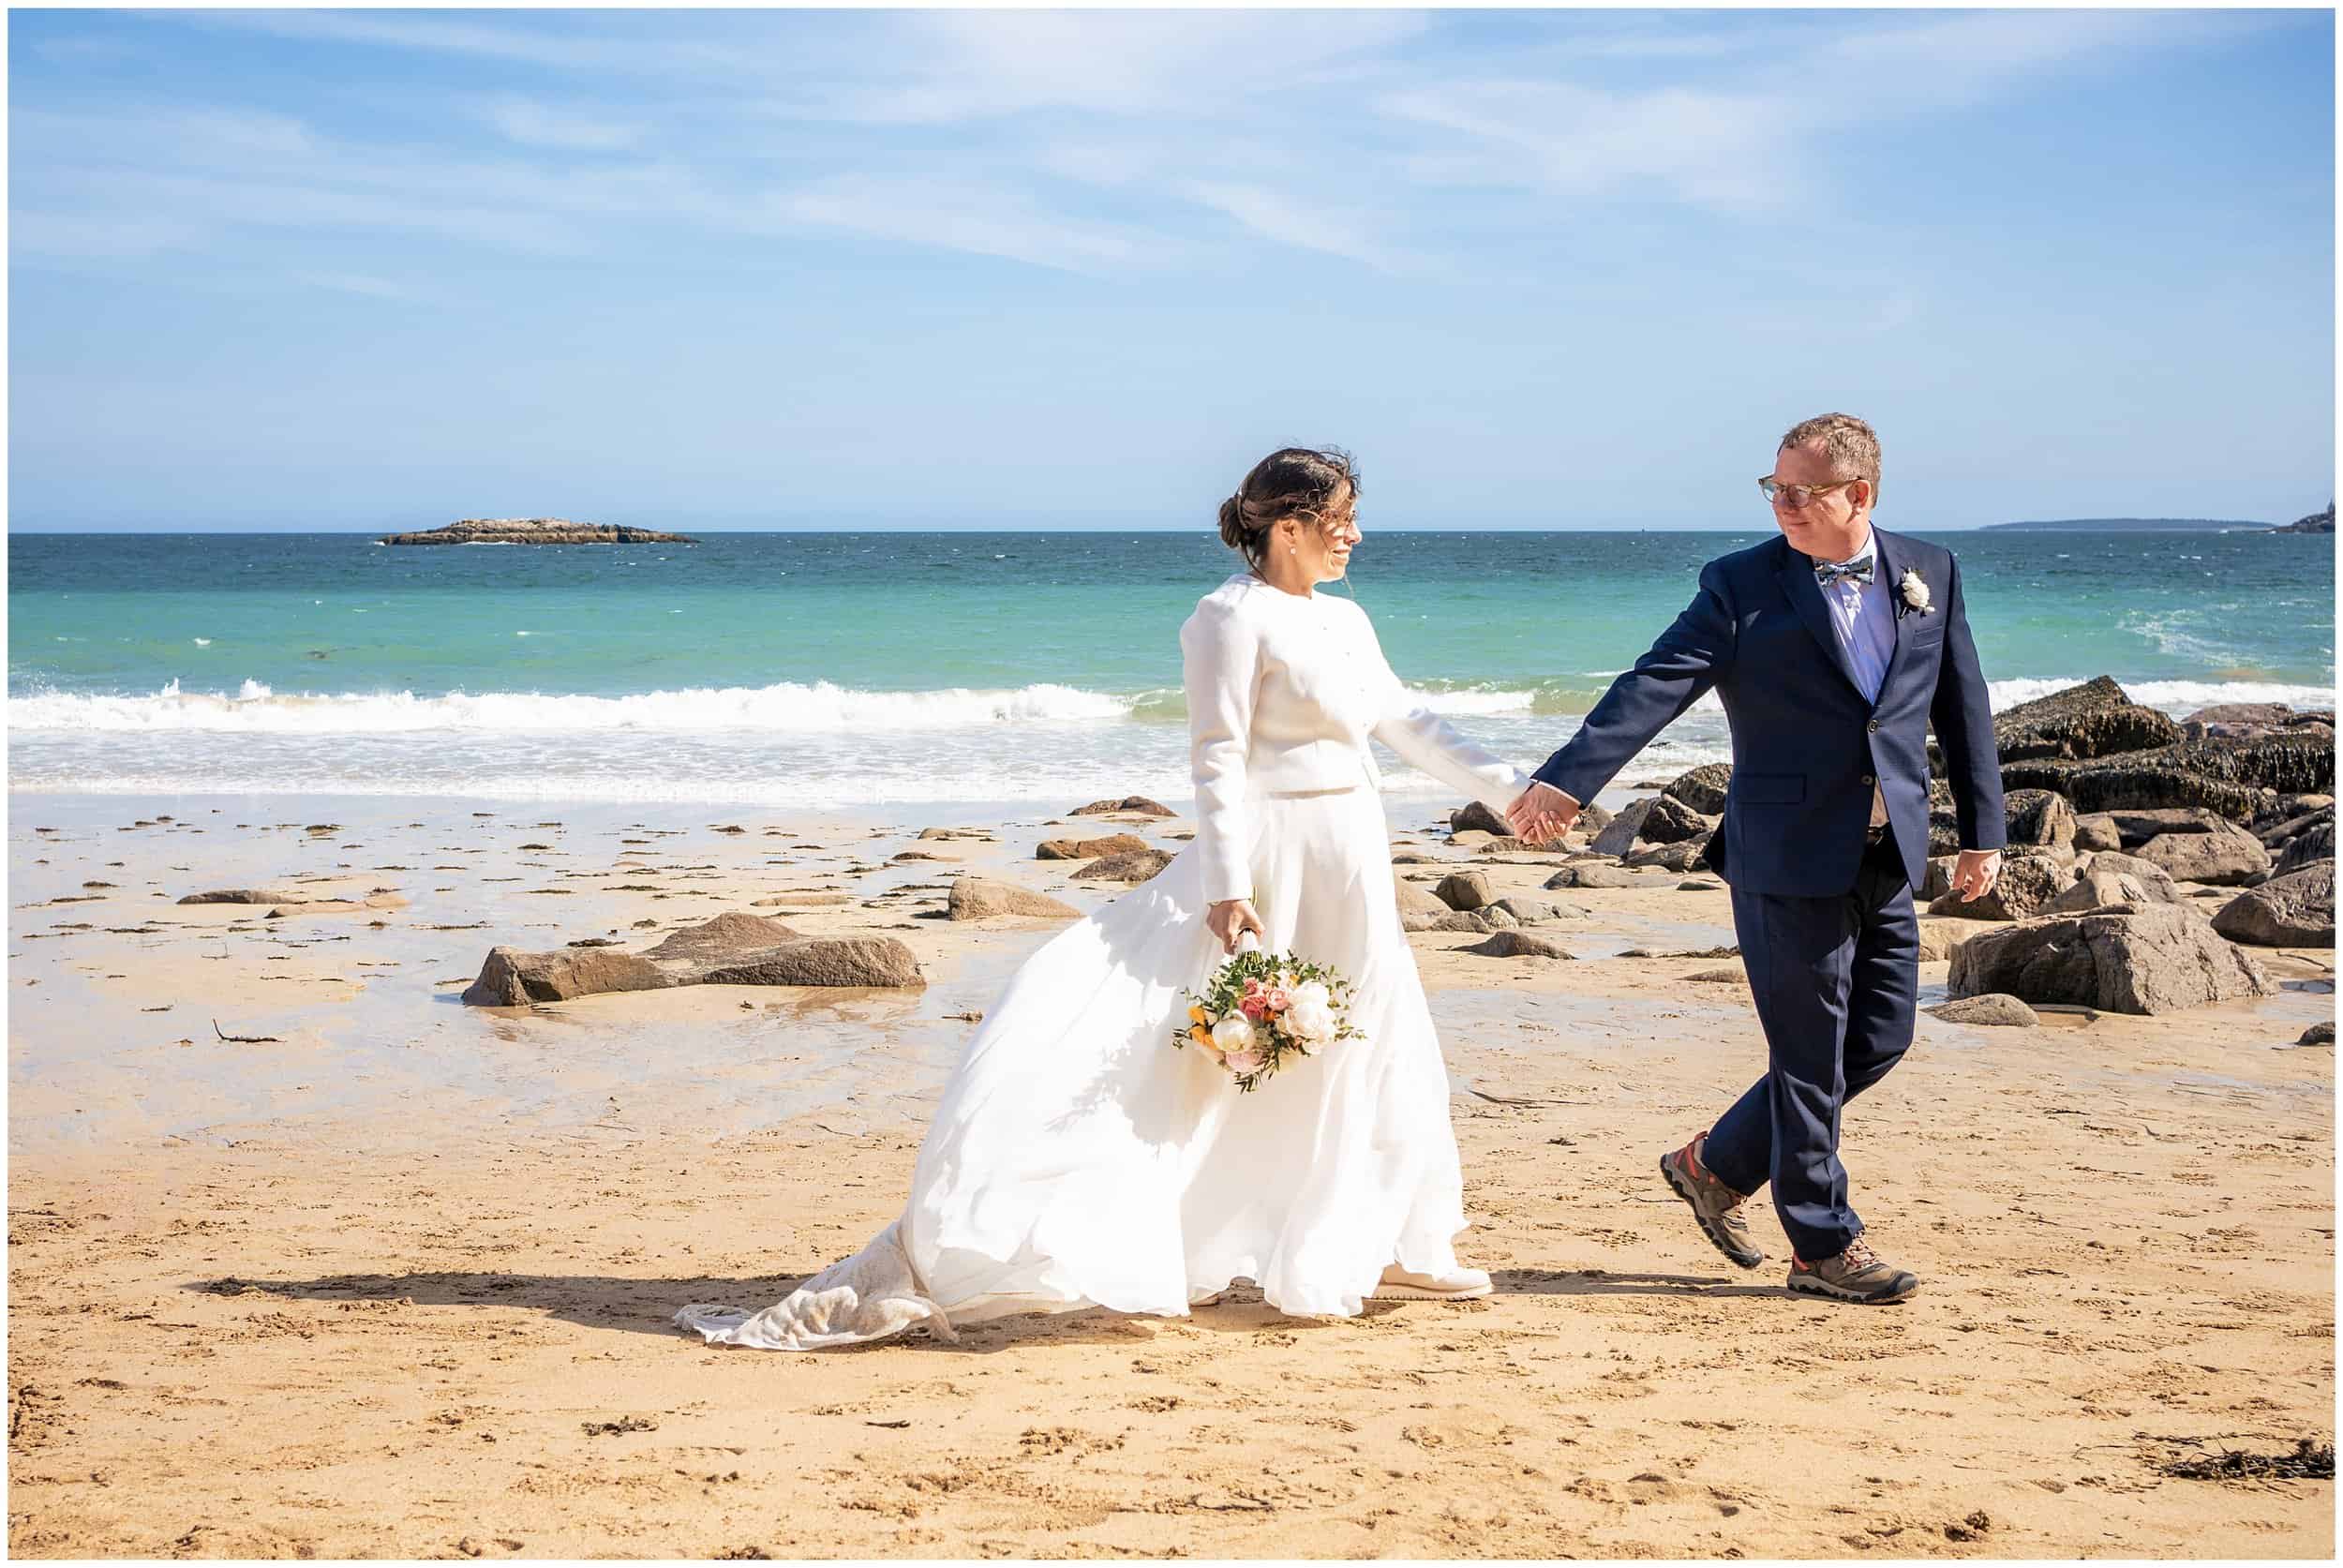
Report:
1873,528,1918,692
1773,541,1865,697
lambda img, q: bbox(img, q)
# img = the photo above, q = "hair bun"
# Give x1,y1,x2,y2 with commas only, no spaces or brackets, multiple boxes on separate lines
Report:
1216,494,1252,552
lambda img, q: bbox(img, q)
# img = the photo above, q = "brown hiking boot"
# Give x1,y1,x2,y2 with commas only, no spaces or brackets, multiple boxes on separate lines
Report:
1659,1134,1763,1269
1786,1235,1918,1304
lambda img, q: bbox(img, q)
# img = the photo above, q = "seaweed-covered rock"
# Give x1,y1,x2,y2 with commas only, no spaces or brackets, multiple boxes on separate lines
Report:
1948,903,2272,1015
1662,764,1734,815
2004,788,2078,853
1070,796,1175,818
2212,861,2335,947
1988,677,2182,762
1449,800,1512,837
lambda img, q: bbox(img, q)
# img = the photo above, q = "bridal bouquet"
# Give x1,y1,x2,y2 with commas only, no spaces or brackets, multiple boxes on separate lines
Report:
1175,933,1361,1093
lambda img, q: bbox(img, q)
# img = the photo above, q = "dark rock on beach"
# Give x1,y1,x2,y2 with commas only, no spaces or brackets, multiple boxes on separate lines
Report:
1449,800,1511,837
1948,903,2272,1015
1464,930,1574,960
1071,797,1175,818
1661,765,1734,816
1545,863,1641,890
1433,870,1496,912
1635,792,1715,845
1074,847,1173,883
1037,832,1148,861
378,516,696,545
2212,861,2336,948
177,889,307,904
1988,677,2182,763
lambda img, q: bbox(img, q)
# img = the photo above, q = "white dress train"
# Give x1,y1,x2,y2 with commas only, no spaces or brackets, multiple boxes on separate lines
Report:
677,574,1530,1349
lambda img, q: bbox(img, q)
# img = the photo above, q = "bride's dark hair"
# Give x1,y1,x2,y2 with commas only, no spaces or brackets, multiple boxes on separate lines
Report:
1217,447,1359,571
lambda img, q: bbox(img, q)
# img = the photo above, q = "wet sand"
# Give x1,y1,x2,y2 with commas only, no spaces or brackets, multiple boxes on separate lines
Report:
7,790,2334,1558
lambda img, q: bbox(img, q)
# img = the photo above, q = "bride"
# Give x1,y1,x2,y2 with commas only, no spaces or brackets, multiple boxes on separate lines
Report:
678,447,1536,1350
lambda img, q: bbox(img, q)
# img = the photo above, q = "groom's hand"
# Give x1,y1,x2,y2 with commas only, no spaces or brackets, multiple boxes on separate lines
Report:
1951,848,2003,903
1507,781,1580,843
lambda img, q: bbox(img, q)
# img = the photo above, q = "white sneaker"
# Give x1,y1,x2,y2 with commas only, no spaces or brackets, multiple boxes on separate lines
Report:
1371,1264,1493,1301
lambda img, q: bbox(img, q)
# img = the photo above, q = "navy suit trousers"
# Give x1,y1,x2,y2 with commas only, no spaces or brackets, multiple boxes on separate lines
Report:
1701,831,1919,1262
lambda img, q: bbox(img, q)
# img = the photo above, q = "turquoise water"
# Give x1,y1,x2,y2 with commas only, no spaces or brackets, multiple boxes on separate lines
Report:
8,529,2334,807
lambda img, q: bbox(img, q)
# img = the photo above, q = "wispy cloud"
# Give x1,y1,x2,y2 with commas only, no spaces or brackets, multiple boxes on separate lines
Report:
775,173,1171,275
480,96,641,153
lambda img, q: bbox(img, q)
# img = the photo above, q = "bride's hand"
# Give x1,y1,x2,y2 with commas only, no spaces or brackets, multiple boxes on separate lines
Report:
1205,899,1265,954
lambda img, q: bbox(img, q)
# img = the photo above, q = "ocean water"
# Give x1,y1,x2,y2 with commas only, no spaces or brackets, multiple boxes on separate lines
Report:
8,529,2334,808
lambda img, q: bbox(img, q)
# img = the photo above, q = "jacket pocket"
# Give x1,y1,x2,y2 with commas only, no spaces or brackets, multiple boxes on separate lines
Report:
1733,772,1806,805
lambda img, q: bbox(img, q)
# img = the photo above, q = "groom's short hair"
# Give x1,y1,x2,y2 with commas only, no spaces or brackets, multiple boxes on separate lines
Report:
1780,412,1881,500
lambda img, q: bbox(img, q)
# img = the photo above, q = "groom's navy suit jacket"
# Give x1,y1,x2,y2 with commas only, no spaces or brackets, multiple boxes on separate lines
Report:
1532,528,2006,898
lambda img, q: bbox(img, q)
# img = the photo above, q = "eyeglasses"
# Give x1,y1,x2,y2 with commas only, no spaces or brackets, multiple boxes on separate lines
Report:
1758,477,1861,508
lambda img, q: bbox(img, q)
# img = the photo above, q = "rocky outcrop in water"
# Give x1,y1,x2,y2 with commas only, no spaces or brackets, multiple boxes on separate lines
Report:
2274,501,2336,534
379,517,696,545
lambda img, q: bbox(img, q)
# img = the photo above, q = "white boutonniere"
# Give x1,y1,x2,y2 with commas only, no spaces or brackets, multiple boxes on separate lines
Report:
1898,568,1933,615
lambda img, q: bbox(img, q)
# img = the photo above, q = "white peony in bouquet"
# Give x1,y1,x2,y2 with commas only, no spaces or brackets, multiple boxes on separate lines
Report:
1175,933,1360,1092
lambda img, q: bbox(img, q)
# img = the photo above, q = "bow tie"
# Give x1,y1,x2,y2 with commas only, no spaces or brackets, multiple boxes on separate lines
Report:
1813,556,1875,589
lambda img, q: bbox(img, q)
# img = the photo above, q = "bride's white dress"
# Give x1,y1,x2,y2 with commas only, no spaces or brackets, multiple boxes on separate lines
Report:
676,573,1530,1349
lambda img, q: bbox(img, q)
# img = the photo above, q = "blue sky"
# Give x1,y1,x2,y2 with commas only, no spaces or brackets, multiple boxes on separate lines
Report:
8,7,2335,531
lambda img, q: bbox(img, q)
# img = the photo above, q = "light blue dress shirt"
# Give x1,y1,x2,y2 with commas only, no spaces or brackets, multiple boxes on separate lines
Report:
1816,531,1896,828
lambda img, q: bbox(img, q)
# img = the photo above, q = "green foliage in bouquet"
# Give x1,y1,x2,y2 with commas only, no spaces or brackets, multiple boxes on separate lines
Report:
1173,945,1362,1093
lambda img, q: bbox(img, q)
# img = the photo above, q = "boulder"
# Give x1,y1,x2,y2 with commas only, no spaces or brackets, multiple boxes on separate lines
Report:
1471,833,1574,854
1464,931,1574,960
1576,801,1616,840
1070,796,1175,818
2253,800,2334,852
2003,788,2078,853
1433,869,1496,911
2133,823,2272,887
1037,832,1147,861
1489,895,1574,925
2005,731,2331,824
1926,853,2072,921
461,946,673,1006
1916,918,1985,963
462,912,926,1003
1637,792,1716,845
2044,852,2183,916
2276,818,2336,877
1394,878,1452,918
2212,861,2336,947
1948,903,2273,1015
2073,813,2123,852
948,878,1082,920
1449,800,1510,837
1404,909,1497,934
1662,764,1734,815
1623,835,1714,874
1074,848,1173,883
2299,1022,2337,1046
695,937,923,989
1545,863,1641,890
1920,856,1957,903
643,911,805,969
1588,798,1655,859
1926,993,2040,1027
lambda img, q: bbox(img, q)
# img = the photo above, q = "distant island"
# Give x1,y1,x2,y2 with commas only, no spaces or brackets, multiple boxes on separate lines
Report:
2273,501,2335,535
378,516,698,546
1978,516,2267,532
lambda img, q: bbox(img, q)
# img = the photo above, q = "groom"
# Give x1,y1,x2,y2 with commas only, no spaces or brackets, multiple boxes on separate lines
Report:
1510,413,2005,1305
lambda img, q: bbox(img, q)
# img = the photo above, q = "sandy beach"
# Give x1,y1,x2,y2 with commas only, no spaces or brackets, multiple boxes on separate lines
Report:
7,788,2333,1559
